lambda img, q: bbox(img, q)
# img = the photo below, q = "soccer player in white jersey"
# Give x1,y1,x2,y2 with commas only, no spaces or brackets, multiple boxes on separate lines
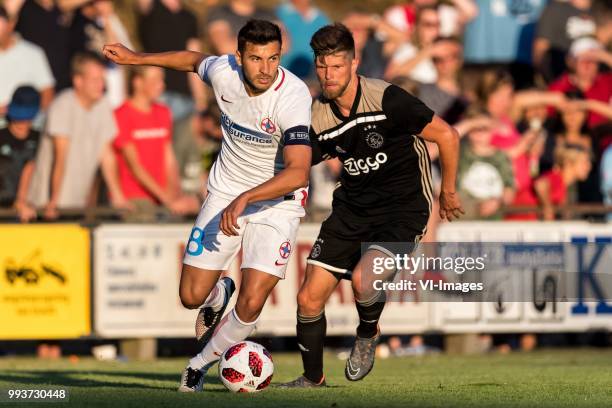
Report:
103,20,312,392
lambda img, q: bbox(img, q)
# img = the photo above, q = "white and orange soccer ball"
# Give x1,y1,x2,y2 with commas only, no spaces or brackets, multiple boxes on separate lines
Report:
218,341,274,393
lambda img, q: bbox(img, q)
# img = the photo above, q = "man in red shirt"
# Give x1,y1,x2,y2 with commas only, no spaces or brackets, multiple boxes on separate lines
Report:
549,37,612,128
113,65,197,216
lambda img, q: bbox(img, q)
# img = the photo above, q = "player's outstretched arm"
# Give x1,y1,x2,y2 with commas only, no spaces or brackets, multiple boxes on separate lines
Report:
420,116,465,221
219,145,311,236
102,43,208,73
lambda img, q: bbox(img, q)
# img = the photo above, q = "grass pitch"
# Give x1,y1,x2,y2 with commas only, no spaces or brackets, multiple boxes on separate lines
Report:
0,349,610,407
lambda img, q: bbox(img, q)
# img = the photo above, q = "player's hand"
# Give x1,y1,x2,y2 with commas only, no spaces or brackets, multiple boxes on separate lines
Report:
220,194,249,236
102,43,139,65
439,190,464,222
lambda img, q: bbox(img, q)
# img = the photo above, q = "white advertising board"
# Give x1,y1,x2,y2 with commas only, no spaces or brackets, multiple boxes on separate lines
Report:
93,221,611,337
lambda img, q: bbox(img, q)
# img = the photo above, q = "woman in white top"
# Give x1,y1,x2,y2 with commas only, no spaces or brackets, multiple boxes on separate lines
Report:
384,5,441,84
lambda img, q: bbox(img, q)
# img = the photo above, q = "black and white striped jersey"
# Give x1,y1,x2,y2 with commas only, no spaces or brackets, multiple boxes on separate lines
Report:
310,76,435,219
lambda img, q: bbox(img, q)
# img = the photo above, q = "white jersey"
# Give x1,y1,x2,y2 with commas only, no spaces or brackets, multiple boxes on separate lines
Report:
197,55,312,208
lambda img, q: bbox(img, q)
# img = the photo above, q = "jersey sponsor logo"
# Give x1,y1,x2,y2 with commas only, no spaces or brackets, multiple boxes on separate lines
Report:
221,111,273,146
221,94,233,103
260,117,277,134
343,152,388,176
364,124,384,149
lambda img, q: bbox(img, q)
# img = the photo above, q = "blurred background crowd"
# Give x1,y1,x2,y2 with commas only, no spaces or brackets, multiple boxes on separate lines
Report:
1,0,612,227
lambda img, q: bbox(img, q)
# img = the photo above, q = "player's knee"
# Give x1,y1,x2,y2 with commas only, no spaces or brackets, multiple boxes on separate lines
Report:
351,274,372,302
179,288,203,310
235,295,265,323
297,289,324,316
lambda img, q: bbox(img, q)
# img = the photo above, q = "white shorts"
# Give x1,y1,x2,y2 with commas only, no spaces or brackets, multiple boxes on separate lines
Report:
182,193,303,279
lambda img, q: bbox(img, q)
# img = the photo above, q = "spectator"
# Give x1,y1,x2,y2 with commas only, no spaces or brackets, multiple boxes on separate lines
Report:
276,0,330,78
474,71,564,196
0,5,54,118
343,9,406,79
463,0,546,88
0,86,40,222
418,36,468,124
384,0,477,37
534,0,595,83
70,0,133,107
28,53,129,219
517,102,556,174
206,0,276,56
173,103,222,199
533,144,592,220
556,99,592,152
457,112,515,220
138,0,206,119
549,37,612,129
384,5,441,83
601,143,612,221
13,0,72,92
113,66,198,218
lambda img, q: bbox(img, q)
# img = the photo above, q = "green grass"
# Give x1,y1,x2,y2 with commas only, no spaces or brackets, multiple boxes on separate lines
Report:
0,349,611,407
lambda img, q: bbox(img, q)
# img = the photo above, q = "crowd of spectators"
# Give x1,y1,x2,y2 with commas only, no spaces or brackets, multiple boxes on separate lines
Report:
1,0,611,224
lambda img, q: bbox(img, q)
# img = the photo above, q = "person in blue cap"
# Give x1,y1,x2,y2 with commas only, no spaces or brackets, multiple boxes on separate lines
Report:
0,85,41,222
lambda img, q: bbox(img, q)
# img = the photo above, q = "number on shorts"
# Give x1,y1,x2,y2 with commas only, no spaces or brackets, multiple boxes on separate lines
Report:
186,227,205,256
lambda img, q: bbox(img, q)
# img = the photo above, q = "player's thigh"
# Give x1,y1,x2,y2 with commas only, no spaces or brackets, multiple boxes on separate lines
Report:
306,213,363,278
183,193,243,272
178,264,223,308
235,267,281,322
297,263,341,316
241,212,301,279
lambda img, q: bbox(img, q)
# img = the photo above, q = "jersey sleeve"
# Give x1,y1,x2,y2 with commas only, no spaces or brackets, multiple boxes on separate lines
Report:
310,128,337,165
382,84,434,136
197,55,226,86
278,84,312,147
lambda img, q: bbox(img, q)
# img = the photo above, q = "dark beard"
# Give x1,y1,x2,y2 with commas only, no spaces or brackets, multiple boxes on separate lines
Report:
241,68,274,95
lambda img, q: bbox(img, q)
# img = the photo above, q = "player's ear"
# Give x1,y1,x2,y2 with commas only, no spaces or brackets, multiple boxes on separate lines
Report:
235,50,243,67
351,55,360,75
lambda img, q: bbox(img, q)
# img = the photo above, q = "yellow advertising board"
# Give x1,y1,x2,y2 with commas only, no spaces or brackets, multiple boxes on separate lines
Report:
0,224,90,339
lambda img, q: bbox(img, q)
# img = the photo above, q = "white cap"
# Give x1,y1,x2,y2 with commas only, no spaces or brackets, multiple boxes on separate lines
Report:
569,37,603,58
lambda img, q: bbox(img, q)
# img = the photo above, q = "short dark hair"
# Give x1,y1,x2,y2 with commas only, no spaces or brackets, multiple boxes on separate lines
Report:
237,20,282,54
310,23,355,58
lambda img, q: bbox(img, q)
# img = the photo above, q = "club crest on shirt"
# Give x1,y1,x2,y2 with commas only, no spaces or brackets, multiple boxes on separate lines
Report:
260,117,277,134
364,124,384,149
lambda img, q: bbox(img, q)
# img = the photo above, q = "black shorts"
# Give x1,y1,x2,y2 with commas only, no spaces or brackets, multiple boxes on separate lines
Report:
306,210,429,279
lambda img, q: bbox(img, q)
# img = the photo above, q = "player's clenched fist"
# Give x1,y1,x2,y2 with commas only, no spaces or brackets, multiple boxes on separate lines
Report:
102,43,139,65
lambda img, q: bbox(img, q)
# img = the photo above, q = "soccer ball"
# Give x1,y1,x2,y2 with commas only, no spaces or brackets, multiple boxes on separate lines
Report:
218,341,274,392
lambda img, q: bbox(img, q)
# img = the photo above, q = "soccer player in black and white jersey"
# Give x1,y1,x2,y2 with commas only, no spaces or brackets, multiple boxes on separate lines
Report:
280,24,464,387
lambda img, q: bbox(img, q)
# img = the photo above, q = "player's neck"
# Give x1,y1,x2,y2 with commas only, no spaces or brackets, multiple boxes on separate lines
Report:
333,75,359,117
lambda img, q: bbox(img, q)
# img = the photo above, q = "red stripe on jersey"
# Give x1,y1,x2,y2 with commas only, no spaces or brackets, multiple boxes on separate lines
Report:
300,190,308,207
274,68,286,91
